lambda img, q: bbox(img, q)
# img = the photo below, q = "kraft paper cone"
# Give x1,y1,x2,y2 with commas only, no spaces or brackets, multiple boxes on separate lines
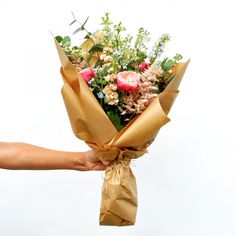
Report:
99,161,137,226
54,33,189,226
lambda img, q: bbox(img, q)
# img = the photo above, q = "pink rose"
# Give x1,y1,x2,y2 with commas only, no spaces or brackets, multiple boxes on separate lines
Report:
117,71,139,92
139,61,149,71
80,67,95,82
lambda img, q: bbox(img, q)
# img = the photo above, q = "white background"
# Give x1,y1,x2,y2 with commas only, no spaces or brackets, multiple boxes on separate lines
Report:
0,0,236,235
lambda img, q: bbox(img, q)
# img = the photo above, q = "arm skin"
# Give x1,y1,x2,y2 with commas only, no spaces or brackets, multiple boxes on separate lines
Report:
0,142,109,171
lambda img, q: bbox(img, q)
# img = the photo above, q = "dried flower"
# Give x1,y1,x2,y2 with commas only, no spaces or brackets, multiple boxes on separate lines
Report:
120,80,157,114
103,84,119,105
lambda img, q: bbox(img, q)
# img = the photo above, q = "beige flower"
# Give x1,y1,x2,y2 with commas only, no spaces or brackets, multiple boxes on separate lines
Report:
103,84,119,105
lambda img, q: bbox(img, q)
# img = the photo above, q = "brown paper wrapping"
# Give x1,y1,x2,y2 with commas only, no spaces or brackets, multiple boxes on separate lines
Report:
54,33,189,226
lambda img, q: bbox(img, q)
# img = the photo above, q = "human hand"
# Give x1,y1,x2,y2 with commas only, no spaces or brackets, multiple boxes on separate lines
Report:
73,150,110,171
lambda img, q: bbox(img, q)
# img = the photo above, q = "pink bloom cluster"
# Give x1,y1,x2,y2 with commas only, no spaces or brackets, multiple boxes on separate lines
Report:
78,62,160,117
80,67,95,82
119,64,159,115
117,71,139,92
120,80,157,114
139,61,149,71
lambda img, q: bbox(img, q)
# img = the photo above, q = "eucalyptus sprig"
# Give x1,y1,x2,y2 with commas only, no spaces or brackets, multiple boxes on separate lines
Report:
55,35,82,63
70,12,94,41
69,12,104,65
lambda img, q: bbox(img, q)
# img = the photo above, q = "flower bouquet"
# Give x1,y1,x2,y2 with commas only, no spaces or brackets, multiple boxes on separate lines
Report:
54,12,189,226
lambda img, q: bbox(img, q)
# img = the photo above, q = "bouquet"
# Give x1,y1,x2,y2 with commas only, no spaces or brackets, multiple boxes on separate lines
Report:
54,12,189,226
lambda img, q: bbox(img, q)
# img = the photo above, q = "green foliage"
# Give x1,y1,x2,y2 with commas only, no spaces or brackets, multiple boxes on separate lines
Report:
73,16,89,35
134,27,151,52
107,110,122,131
87,44,103,62
84,32,92,39
150,34,171,63
157,53,182,93
161,58,174,72
61,36,71,47
55,35,63,43
55,35,82,63
94,60,103,68
173,53,183,63
100,12,113,46
69,20,76,26
160,53,183,73
69,13,94,42
100,13,152,71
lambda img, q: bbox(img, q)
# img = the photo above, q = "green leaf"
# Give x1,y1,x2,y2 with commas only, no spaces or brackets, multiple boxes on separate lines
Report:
62,36,71,47
161,58,174,72
69,20,76,26
107,111,122,131
95,60,103,68
81,16,89,28
72,16,89,35
55,35,63,43
161,57,168,67
87,52,93,63
84,32,92,39
89,44,104,53
173,53,183,63
99,79,108,85
73,27,84,35
87,44,103,62
127,64,136,71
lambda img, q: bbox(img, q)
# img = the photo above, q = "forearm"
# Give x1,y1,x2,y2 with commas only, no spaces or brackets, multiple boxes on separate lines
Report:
0,142,85,170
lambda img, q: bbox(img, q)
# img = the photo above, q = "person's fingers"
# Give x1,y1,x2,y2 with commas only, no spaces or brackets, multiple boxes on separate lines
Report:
79,166,89,171
78,164,105,171
93,164,106,171
87,150,111,166
85,163,106,171
102,160,110,166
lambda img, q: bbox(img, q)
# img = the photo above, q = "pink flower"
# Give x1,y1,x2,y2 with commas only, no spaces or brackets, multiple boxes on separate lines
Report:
117,71,139,92
80,67,95,82
139,61,149,71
